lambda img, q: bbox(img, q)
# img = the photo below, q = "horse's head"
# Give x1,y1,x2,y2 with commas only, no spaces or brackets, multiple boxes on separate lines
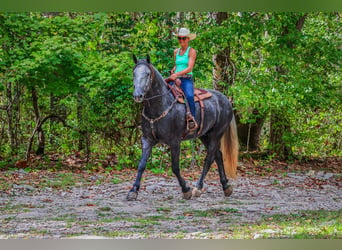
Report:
132,55,154,103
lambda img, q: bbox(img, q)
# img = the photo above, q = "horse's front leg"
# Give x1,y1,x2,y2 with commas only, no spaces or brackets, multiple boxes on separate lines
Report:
170,143,192,200
127,137,155,201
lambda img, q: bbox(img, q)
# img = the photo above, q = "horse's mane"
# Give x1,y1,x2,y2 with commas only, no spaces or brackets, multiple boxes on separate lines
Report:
135,59,165,82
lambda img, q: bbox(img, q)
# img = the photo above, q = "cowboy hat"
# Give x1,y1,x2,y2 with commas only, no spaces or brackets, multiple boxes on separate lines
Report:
175,27,196,40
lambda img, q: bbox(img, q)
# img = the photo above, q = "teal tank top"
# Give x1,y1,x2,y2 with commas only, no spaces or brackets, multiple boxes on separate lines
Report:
175,47,193,75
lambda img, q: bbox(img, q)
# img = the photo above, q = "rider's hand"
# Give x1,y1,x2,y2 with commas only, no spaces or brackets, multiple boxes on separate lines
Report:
169,73,178,81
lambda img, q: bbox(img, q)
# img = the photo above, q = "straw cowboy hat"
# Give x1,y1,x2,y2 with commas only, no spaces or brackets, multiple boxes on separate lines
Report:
175,28,196,40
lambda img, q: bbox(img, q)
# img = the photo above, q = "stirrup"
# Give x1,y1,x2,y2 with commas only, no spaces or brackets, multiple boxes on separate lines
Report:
186,113,198,132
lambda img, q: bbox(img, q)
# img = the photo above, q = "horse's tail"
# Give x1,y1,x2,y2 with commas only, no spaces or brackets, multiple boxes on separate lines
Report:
220,114,239,179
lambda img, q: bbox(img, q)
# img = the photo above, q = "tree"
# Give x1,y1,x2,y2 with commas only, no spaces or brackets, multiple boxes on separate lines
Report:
203,12,267,151
0,12,340,165
229,12,341,158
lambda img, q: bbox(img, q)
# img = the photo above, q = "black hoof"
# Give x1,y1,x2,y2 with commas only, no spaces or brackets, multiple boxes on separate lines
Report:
127,191,138,201
224,185,233,197
183,188,193,200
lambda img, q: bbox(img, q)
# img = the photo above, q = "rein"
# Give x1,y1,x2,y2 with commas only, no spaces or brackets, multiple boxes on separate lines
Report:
144,84,175,101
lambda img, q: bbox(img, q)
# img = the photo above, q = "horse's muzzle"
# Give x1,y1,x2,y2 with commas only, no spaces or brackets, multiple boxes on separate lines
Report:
133,94,144,103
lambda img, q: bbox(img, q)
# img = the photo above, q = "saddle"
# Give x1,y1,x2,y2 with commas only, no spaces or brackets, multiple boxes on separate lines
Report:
166,81,212,136
170,85,212,104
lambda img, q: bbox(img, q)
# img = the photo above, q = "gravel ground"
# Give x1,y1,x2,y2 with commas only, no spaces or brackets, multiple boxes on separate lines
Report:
0,170,341,239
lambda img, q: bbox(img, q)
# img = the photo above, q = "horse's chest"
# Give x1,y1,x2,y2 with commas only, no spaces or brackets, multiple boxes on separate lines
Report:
141,114,186,142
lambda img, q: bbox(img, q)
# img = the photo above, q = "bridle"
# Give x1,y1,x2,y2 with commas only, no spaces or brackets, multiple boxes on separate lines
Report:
133,61,155,99
133,61,179,140
133,61,174,101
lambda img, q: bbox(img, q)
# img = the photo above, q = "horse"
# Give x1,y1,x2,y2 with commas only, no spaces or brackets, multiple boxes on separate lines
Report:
127,55,238,201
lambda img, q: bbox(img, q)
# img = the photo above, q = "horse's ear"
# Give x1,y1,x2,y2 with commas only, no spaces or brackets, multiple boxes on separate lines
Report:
133,54,138,64
146,54,151,64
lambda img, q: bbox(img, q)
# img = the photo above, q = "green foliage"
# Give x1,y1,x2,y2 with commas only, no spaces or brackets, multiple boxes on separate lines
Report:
220,13,341,156
0,12,340,167
292,109,342,156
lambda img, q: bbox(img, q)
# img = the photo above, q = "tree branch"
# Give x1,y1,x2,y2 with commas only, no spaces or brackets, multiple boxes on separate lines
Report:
26,114,74,161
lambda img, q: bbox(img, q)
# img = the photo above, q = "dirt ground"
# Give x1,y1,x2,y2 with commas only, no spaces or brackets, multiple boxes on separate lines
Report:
0,159,341,239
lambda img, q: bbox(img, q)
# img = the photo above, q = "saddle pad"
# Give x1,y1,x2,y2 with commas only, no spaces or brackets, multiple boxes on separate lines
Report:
169,85,212,104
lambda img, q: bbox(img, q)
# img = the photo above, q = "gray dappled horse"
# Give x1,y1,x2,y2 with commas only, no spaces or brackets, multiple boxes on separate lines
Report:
127,55,238,201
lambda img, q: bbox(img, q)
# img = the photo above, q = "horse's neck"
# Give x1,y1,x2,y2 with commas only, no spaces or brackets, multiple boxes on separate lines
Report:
144,72,173,117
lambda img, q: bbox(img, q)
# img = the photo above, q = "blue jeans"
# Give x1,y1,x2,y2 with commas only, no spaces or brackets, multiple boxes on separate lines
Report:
170,78,196,118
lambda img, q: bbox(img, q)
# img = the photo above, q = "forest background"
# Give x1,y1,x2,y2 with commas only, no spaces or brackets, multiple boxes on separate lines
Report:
0,12,341,171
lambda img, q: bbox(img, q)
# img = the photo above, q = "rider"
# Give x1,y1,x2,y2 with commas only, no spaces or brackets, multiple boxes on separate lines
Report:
168,27,198,131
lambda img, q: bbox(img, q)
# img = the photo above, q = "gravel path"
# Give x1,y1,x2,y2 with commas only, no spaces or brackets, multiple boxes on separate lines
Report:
0,170,341,239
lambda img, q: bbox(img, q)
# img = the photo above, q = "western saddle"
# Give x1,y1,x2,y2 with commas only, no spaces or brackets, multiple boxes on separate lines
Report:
165,78,212,136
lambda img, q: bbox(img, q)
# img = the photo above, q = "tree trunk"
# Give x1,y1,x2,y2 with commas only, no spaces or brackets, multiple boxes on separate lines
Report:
212,46,237,91
236,110,265,151
31,87,45,155
49,93,57,145
0,114,6,148
26,114,73,161
212,12,236,92
77,93,85,151
14,83,22,146
76,92,91,160
268,14,307,159
269,111,292,159
177,12,184,23
212,12,265,151
5,82,18,153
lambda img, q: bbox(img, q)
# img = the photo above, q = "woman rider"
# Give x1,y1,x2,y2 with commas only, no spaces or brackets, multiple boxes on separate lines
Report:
168,27,198,131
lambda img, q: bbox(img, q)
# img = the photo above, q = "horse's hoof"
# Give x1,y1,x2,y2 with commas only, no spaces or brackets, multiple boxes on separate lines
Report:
192,187,202,197
224,185,233,197
183,188,193,200
127,191,138,201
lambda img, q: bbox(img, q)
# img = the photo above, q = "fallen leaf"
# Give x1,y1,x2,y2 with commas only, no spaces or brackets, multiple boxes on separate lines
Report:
42,199,53,203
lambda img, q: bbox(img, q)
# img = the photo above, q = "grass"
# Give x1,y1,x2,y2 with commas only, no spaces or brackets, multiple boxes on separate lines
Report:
156,207,172,213
0,176,12,191
44,173,76,188
90,209,341,239
183,207,240,217
1,157,340,239
0,167,126,193
2,206,340,239
111,176,124,184
0,202,45,214
231,210,341,239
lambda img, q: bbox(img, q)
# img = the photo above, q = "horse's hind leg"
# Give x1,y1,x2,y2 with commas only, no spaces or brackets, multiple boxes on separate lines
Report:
215,149,233,197
170,143,192,200
194,135,219,197
193,151,215,197
127,137,155,201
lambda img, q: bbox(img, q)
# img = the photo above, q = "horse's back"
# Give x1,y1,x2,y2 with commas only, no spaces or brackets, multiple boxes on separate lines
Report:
202,89,233,127
205,89,232,115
